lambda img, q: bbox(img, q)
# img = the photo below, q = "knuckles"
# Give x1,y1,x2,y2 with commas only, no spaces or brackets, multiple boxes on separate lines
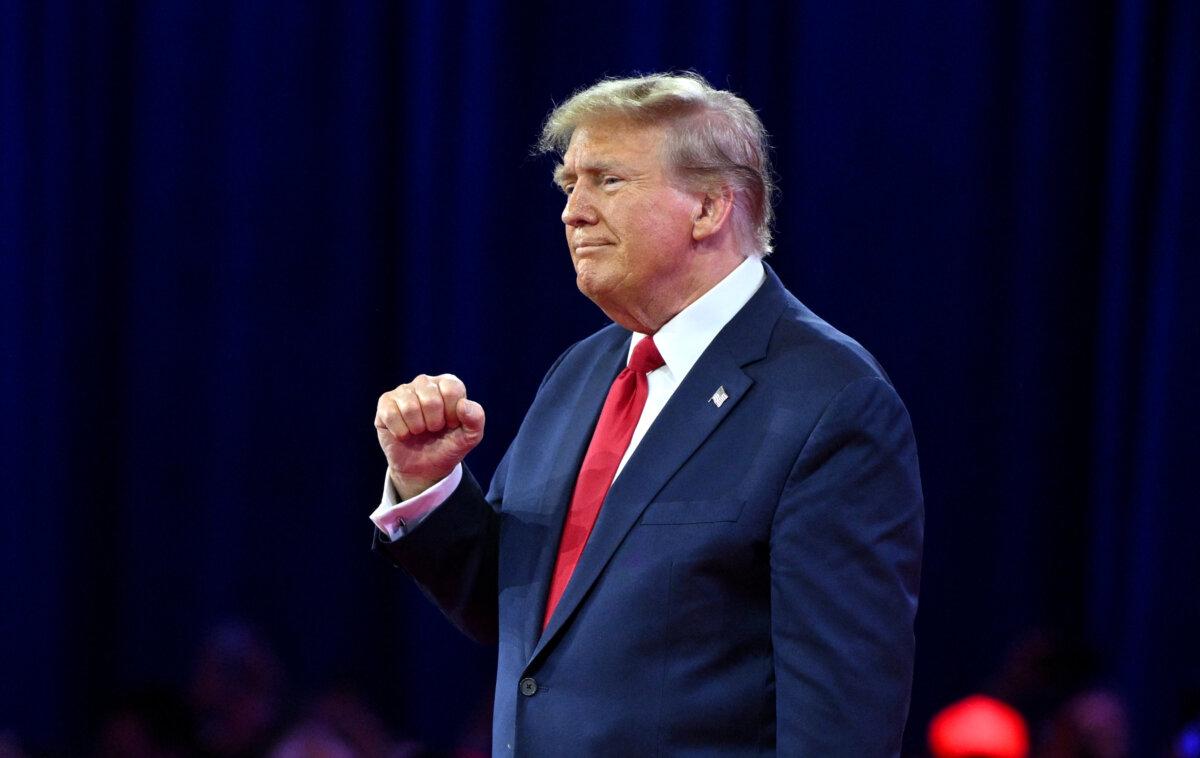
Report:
413,384,445,407
375,373,475,437
395,395,423,421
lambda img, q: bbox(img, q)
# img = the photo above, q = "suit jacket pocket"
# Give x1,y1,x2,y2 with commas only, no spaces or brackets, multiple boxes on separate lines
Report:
640,499,745,525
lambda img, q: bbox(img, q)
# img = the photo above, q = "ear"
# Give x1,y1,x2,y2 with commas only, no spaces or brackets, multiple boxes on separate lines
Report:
691,185,736,242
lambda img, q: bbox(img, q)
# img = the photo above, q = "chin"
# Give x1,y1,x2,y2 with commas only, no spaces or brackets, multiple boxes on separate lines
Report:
573,258,600,290
574,270,604,301
574,268,616,308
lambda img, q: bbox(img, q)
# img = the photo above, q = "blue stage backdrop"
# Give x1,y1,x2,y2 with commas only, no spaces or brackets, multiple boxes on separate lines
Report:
2,1,1198,755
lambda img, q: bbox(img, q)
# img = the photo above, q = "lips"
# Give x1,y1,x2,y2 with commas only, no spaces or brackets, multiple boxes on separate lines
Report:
574,240,614,255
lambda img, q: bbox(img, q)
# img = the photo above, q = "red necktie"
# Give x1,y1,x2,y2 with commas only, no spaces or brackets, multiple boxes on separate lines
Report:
542,336,665,630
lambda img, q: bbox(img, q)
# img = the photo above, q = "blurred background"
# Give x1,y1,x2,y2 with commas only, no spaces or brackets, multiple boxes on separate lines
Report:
2,1,1198,756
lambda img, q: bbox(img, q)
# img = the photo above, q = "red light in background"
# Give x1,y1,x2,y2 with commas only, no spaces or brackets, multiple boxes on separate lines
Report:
928,694,1030,758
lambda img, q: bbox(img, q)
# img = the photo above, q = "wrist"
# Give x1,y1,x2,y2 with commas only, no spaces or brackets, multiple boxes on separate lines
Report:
390,469,440,500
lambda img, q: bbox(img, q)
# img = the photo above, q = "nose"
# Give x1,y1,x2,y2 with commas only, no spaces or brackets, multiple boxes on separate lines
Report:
561,185,597,227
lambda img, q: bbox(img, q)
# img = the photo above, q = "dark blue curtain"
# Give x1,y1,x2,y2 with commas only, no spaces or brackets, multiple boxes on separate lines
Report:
2,1,1197,755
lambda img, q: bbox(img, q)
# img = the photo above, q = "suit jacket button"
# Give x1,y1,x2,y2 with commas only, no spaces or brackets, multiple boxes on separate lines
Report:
519,677,538,696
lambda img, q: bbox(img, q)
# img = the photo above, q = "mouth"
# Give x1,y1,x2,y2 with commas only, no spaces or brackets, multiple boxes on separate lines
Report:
573,242,613,256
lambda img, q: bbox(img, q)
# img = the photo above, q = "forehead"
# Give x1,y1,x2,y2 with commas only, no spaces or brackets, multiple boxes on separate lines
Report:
560,118,669,172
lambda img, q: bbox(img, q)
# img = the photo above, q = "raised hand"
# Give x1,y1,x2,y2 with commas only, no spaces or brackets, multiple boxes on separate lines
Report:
375,374,485,499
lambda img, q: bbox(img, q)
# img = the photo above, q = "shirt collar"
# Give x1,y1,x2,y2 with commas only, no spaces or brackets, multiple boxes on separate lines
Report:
629,255,766,382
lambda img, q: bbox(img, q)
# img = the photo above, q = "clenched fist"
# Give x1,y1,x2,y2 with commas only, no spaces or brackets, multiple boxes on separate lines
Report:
375,374,485,500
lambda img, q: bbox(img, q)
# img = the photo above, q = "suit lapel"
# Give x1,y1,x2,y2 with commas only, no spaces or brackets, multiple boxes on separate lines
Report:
529,266,791,663
519,333,628,661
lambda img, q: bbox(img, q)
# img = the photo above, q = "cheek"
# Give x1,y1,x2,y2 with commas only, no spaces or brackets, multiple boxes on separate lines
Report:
644,195,694,237
632,215,683,257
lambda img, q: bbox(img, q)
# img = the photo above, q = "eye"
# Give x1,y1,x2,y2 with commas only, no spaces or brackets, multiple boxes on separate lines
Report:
561,183,575,195
601,175,623,188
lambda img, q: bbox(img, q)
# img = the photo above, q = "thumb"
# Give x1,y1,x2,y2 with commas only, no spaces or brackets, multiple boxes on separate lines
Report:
457,398,486,440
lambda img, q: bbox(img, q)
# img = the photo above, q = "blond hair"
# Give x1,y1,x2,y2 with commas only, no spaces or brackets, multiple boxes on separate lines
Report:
538,72,775,255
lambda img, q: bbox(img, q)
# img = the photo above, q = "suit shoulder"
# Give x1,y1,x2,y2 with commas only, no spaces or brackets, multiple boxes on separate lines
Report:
535,322,629,388
573,321,630,353
552,322,629,368
761,294,892,393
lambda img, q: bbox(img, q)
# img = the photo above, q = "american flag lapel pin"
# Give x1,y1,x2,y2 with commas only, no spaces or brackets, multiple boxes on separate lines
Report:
710,385,729,408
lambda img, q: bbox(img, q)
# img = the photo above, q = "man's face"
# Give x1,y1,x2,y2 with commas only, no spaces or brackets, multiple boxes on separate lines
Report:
556,118,705,333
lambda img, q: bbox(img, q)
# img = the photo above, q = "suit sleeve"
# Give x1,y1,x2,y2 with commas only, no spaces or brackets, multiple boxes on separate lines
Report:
372,461,504,644
770,375,924,756
370,341,580,645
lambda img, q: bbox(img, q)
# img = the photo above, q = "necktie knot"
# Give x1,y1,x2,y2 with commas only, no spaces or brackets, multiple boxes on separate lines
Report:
628,337,664,374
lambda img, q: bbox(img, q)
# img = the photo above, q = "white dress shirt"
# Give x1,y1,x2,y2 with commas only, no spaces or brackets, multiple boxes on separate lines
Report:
370,255,766,540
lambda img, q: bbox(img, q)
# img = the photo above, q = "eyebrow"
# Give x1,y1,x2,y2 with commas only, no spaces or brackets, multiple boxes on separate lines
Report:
552,160,623,187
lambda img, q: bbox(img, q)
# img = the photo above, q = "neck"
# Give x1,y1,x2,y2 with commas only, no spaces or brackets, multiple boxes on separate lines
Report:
612,249,747,333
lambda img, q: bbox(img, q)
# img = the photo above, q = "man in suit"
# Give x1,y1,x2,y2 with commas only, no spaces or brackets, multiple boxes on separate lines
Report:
370,73,923,756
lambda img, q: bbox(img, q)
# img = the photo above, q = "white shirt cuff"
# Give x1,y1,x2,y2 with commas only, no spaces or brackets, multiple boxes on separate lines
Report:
369,463,463,541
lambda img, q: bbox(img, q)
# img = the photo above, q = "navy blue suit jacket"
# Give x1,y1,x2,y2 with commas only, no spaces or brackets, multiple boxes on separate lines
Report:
375,266,924,756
